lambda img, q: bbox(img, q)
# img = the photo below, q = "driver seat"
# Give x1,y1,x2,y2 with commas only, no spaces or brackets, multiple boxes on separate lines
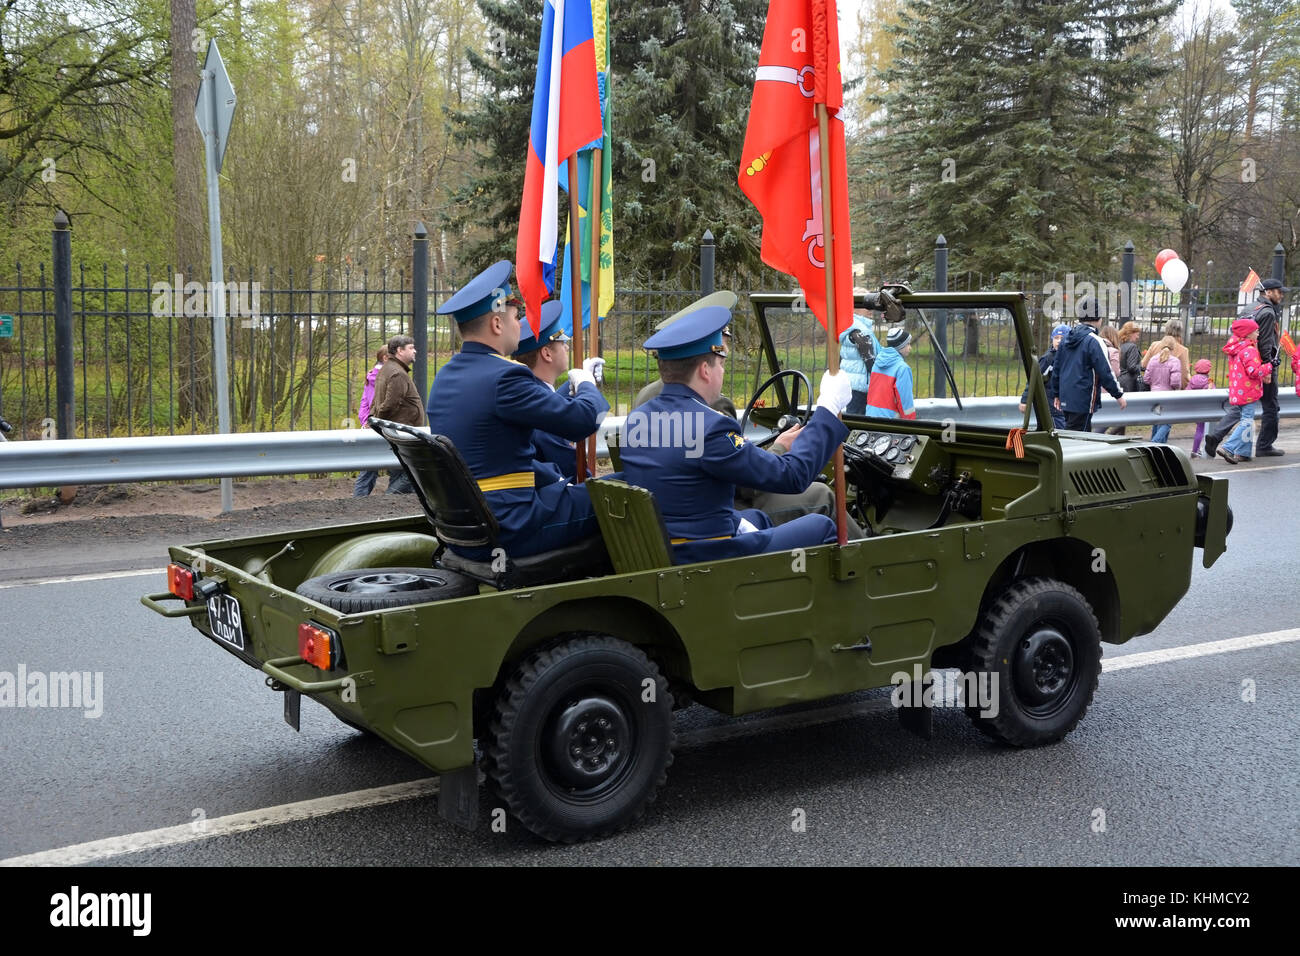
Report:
369,419,610,589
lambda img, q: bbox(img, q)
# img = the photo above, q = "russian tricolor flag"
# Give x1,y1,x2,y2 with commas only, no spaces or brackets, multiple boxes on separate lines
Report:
516,0,603,335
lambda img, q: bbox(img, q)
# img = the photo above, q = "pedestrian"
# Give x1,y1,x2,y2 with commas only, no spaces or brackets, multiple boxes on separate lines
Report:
1216,317,1271,465
1250,278,1286,456
353,348,389,497
1047,295,1127,430
1141,319,1191,390
839,289,882,415
1108,321,1145,435
1020,323,1067,429
372,334,426,493
865,327,918,419
1204,280,1285,458
1142,336,1183,444
1187,358,1214,458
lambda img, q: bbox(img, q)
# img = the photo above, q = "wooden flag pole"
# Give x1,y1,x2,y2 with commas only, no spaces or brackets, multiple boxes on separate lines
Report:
566,154,589,482
586,146,603,474
816,102,848,546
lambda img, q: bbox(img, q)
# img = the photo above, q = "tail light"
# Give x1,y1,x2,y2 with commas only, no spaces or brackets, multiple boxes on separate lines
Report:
167,564,195,601
298,622,340,670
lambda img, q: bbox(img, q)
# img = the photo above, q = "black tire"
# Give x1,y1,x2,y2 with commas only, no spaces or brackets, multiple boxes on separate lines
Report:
484,635,675,843
295,567,478,613
964,577,1102,747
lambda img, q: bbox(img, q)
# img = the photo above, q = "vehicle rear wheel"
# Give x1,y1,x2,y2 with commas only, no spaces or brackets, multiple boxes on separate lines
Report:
964,577,1101,747
484,635,675,843
295,567,478,613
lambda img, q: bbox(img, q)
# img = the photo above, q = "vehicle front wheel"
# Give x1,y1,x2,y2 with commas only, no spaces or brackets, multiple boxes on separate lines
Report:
964,577,1102,747
484,635,675,843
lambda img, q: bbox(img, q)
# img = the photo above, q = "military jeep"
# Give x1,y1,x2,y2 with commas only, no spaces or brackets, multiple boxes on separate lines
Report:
143,290,1231,843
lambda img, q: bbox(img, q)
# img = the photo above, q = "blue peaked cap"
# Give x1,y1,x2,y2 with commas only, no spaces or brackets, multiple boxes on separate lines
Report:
643,305,731,360
437,259,514,323
514,300,570,356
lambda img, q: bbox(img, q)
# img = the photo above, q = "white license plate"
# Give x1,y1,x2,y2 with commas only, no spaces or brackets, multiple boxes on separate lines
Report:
206,593,246,651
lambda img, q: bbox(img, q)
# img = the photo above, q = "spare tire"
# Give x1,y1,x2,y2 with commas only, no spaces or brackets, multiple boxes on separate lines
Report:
295,567,479,613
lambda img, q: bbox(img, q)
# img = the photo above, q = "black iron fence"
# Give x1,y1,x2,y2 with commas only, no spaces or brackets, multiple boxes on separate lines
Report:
1,229,1292,441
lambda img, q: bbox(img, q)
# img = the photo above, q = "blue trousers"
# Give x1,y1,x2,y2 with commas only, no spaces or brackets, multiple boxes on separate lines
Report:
672,509,836,564
1150,423,1171,444
1221,403,1258,457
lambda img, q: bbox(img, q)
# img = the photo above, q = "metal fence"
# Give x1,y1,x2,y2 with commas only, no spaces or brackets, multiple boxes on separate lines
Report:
2,233,1293,440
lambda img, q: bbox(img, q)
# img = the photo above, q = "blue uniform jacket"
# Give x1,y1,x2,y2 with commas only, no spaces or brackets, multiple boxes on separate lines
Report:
425,342,608,555
619,383,848,552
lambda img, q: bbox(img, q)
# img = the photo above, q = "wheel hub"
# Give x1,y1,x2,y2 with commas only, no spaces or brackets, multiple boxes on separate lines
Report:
1013,628,1075,706
332,572,434,594
546,696,631,791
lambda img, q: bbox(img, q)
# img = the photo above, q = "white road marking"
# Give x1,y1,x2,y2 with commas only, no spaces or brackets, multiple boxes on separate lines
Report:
0,567,163,590
0,779,440,867
3,628,1296,866
1102,629,1300,671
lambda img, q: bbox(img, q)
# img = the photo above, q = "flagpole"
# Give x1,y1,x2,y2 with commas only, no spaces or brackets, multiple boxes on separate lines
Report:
586,145,603,472
816,102,849,546
567,154,589,482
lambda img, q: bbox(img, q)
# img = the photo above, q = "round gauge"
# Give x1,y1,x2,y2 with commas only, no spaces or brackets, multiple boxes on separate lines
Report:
898,436,916,451
872,436,892,455
884,446,900,462
855,432,869,446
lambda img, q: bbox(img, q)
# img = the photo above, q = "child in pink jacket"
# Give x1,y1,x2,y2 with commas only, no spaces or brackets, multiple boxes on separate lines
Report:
1217,319,1271,464
1187,358,1214,457
1143,338,1183,444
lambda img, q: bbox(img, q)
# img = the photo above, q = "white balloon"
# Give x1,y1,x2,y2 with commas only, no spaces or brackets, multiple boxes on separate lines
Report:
1161,258,1189,294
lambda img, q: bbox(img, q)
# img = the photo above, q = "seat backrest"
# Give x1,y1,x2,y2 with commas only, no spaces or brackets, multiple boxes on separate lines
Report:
369,419,499,548
585,478,674,572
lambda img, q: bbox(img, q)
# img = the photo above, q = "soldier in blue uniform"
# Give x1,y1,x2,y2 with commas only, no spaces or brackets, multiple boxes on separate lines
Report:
619,305,854,564
426,261,607,559
513,299,592,481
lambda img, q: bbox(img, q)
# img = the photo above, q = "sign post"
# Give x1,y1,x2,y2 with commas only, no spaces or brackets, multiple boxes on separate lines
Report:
195,39,237,514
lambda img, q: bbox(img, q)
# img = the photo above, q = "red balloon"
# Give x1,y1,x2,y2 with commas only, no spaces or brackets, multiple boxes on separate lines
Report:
1155,248,1180,272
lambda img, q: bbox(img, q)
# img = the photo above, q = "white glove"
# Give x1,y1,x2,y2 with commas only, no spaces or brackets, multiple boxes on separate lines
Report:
816,369,853,416
737,517,759,534
567,368,595,394
583,356,605,385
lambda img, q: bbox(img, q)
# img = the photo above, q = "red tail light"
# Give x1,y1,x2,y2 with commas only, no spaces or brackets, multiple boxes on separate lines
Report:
298,622,338,670
168,564,195,601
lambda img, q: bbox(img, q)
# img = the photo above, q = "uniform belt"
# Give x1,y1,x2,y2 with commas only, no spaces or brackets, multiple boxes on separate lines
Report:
670,534,732,545
477,472,534,492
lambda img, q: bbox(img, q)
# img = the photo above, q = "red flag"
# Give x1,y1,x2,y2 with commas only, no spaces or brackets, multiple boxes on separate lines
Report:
1239,268,1260,296
739,0,852,336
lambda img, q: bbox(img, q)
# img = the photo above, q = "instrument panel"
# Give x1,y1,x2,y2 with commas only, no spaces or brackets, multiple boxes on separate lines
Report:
847,430,925,480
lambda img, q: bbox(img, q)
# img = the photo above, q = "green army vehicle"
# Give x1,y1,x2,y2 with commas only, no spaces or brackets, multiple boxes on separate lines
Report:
143,291,1232,843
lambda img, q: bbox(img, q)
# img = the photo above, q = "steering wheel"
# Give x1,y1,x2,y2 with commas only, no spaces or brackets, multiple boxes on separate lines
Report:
739,369,814,448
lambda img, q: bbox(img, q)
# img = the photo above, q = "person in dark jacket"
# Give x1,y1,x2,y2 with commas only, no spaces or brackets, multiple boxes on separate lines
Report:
1020,323,1067,429
372,335,425,494
513,300,591,482
1046,296,1127,431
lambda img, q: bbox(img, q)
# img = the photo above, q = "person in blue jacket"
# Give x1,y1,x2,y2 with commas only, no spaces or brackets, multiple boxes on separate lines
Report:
1046,296,1127,431
838,288,901,415
425,261,607,559
865,327,918,419
618,305,853,564
513,299,591,481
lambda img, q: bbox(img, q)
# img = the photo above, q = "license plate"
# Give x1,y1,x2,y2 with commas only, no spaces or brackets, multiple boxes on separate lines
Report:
206,593,246,651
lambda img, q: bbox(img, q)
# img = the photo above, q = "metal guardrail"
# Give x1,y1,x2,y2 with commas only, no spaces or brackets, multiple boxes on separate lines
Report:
2,390,1296,489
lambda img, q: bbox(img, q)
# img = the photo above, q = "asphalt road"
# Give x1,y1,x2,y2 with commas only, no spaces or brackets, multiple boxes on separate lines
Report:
1,459,1297,866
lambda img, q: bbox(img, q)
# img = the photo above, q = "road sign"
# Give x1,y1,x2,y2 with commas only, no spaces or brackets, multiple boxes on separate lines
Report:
0,314,12,338
194,39,236,174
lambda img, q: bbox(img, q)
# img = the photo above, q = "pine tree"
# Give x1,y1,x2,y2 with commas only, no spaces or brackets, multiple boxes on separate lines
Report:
859,0,1177,283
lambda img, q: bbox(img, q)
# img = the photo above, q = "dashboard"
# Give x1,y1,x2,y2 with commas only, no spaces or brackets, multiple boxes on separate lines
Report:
846,430,928,483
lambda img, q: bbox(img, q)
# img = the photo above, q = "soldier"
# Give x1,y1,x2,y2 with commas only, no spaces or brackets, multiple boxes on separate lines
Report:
425,261,606,558
513,299,591,481
619,304,853,564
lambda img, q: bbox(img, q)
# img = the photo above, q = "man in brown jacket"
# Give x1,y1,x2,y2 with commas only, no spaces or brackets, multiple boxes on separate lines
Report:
371,335,425,493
